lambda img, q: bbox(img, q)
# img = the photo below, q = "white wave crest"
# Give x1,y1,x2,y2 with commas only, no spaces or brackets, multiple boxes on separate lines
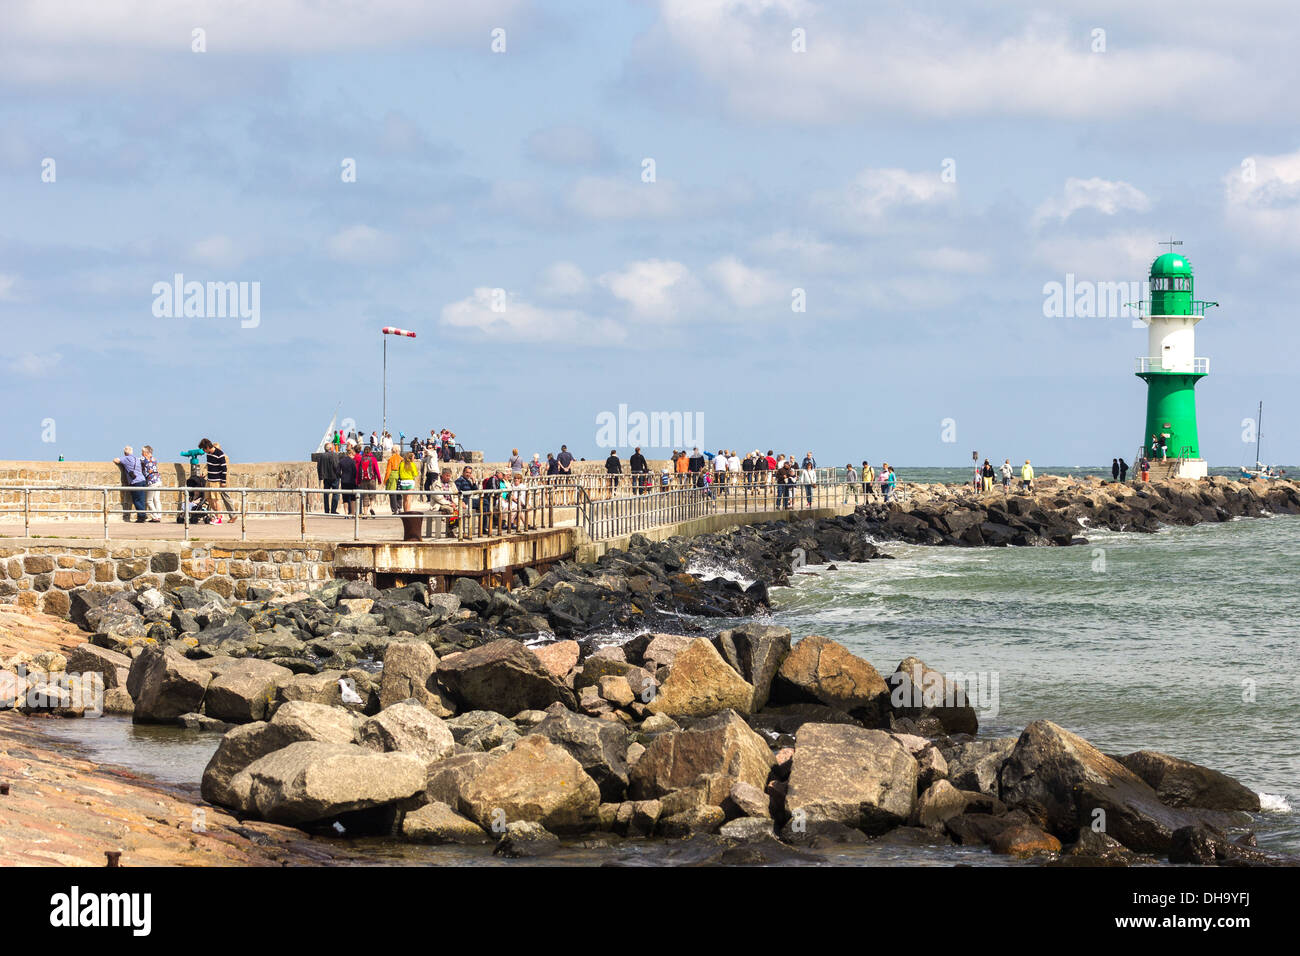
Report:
1259,792,1292,812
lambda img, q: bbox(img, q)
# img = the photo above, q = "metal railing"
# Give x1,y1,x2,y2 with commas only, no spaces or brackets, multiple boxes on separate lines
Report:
1127,300,1219,318
1134,356,1209,374
574,478,905,541
0,482,558,543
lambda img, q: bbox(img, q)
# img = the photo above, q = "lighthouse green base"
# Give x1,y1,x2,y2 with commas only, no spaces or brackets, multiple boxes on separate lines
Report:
1137,371,1204,460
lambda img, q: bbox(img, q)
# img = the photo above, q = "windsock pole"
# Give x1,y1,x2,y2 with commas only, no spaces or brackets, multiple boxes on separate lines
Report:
381,327,417,441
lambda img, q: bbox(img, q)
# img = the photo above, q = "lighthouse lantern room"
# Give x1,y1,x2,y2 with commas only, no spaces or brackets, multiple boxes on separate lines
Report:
1133,240,1216,479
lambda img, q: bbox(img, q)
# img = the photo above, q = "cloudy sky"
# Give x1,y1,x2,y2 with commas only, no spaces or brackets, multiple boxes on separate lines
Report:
2,0,1297,467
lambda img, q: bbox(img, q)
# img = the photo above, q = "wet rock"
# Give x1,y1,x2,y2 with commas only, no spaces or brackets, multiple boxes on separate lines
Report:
1117,750,1260,811
945,737,1015,796
658,805,726,837
400,801,490,844
493,820,560,857
719,816,776,841
990,824,1062,857
126,645,212,723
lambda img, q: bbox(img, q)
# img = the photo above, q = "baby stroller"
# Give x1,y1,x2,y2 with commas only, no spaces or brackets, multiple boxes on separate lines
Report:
177,475,214,524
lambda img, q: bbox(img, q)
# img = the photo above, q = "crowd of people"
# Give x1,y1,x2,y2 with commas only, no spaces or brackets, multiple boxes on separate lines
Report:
968,457,1036,494
111,438,229,523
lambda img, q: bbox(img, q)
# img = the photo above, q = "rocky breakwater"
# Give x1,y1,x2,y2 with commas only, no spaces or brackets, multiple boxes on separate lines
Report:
182,623,1286,865
862,475,1300,548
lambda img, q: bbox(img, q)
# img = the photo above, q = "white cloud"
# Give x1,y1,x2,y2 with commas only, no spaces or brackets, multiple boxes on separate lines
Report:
0,274,17,300
188,235,249,269
599,259,695,316
1225,151,1300,249
709,256,786,307
816,168,955,228
325,225,399,264
7,351,60,377
649,1,1251,122
538,261,590,298
440,287,625,344
1031,231,1155,279
916,247,992,274
569,176,683,220
1034,177,1150,225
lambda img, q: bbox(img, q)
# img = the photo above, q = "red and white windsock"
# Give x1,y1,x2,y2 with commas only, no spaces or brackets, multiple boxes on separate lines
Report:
381,326,416,337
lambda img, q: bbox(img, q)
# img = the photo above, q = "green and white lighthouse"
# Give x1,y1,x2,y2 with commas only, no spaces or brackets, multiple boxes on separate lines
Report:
1133,241,1216,479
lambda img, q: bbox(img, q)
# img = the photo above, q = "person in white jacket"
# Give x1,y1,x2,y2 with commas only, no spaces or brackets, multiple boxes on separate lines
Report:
799,463,817,508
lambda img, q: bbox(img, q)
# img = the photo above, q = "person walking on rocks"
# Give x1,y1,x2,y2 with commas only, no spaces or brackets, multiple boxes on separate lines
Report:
1020,459,1035,494
1001,458,1013,492
982,458,995,493
1119,457,1129,482
1112,458,1120,482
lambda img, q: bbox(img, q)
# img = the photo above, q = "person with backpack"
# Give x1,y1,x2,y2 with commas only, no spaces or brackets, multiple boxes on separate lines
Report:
357,445,381,515
337,445,359,515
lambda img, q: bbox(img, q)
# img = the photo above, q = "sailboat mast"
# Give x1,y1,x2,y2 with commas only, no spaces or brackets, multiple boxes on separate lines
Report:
1256,401,1263,467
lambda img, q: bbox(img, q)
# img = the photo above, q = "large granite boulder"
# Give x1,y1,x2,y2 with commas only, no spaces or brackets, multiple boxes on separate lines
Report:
204,658,293,723
645,638,754,719
528,707,632,802
439,735,601,833
785,723,918,834
712,624,791,711
238,741,426,825
945,738,1016,796
64,643,132,690
888,656,979,735
1117,750,1260,811
999,720,1240,852
400,801,490,844
358,700,456,767
437,640,576,714
126,645,212,723
770,635,891,726
628,709,773,805
200,701,358,808
379,641,452,715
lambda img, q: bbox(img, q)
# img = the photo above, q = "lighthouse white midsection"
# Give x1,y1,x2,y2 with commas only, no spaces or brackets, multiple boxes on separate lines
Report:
1147,315,1200,372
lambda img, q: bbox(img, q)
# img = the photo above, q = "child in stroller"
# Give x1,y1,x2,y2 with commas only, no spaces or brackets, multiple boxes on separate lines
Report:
177,475,214,523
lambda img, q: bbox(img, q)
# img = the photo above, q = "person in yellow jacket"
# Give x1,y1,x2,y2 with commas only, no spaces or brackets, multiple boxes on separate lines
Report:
1020,459,1034,493
383,448,404,512
396,450,421,512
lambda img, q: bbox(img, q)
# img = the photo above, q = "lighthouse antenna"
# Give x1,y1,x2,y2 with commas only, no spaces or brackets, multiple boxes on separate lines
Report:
1158,236,1183,253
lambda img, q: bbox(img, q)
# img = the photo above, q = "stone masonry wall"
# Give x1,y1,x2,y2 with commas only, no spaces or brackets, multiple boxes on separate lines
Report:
0,540,337,618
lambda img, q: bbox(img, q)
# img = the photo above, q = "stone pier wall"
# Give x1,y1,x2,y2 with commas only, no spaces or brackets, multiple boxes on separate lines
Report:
0,539,337,617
